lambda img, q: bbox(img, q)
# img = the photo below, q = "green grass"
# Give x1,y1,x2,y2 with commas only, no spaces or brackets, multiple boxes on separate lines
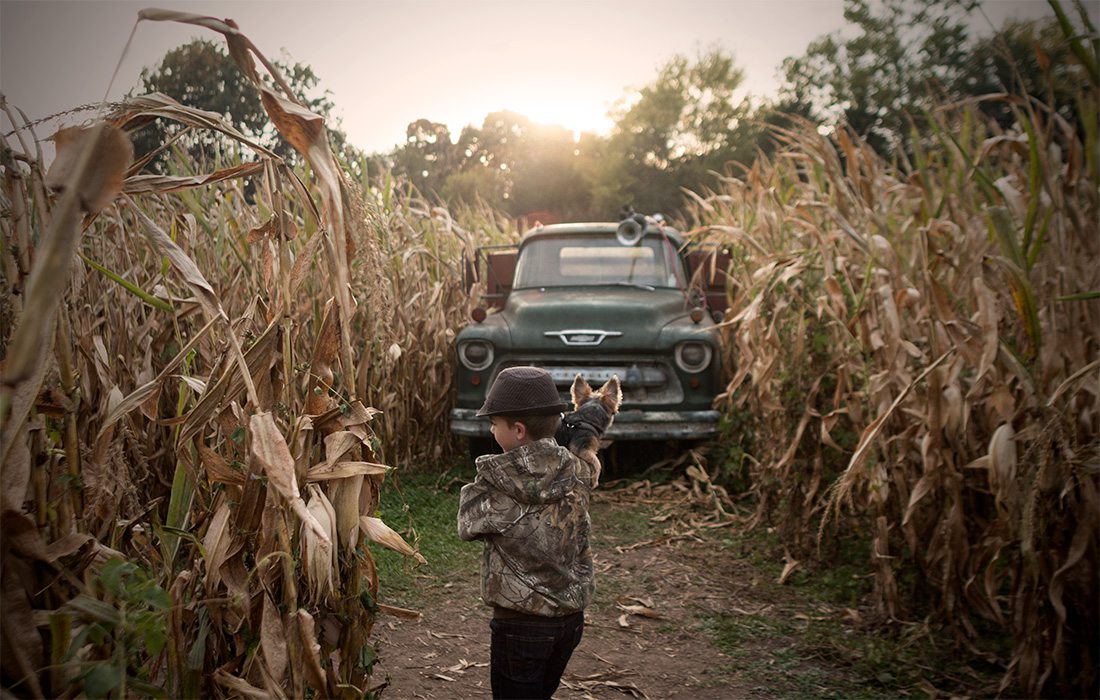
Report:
373,462,481,607
698,522,1008,699
591,499,662,546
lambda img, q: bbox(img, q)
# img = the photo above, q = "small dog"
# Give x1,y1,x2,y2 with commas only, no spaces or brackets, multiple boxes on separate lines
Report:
555,374,622,486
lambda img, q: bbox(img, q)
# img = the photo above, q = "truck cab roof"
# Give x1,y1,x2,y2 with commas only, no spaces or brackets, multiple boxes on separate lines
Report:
521,222,686,248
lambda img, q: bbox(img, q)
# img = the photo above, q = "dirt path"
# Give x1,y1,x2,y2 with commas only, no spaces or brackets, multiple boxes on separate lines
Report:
371,485,789,699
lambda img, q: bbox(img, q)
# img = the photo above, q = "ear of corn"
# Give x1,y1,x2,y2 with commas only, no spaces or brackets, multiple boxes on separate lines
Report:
302,484,338,605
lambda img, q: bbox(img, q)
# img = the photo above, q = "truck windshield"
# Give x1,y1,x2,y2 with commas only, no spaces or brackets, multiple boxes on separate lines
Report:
513,236,685,289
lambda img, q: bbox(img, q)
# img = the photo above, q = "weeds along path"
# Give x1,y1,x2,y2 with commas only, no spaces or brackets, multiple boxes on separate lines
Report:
370,476,947,699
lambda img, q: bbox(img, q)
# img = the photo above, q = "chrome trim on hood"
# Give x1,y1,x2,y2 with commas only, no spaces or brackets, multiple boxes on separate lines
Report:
544,329,623,346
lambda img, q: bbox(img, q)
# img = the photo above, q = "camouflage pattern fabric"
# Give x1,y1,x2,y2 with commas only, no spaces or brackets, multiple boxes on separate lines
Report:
458,438,595,617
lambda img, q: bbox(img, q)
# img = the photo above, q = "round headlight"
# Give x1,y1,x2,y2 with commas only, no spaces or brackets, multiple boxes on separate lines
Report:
675,341,712,373
458,340,494,370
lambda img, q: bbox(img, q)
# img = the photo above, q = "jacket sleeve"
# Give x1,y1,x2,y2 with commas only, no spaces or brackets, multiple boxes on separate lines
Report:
457,477,504,541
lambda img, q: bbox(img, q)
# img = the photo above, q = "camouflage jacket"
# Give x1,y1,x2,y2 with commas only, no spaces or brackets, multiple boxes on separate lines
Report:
457,438,594,617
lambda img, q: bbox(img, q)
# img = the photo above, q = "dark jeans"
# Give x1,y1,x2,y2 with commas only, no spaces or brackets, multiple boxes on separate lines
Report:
490,611,584,699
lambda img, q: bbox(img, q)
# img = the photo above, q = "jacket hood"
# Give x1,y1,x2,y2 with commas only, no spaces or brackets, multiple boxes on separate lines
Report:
474,438,580,505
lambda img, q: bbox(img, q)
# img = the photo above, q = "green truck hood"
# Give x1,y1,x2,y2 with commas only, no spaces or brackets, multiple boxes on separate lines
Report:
504,287,689,349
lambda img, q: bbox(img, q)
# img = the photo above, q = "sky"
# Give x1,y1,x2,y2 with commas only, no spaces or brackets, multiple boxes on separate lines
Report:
0,0,1080,156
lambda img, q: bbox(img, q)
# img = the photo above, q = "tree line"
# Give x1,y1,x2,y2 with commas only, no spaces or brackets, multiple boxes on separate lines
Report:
132,0,1093,223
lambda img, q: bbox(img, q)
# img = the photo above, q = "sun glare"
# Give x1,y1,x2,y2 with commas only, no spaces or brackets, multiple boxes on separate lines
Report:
507,92,614,141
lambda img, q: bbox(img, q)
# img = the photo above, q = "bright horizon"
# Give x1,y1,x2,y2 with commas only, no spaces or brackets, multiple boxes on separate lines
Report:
0,0,1074,155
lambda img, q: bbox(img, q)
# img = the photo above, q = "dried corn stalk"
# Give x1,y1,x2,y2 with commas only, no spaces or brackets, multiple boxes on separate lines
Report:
692,80,1098,696
0,11,433,699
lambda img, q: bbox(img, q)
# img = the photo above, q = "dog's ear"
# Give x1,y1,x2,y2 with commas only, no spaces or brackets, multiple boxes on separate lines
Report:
570,374,592,408
597,375,622,414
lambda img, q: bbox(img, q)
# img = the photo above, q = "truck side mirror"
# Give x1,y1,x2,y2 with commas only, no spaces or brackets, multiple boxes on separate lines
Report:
484,251,516,309
685,247,734,314
463,246,518,309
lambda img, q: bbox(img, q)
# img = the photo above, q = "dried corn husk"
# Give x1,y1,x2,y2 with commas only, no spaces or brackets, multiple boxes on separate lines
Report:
302,484,337,604
360,516,426,564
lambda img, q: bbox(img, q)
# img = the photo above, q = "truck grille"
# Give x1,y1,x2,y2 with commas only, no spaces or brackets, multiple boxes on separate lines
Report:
500,361,684,406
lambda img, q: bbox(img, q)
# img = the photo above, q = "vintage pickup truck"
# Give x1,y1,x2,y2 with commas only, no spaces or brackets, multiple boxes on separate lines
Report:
450,217,730,448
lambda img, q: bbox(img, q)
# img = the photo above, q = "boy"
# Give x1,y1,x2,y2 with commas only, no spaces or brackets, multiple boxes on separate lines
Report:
458,366,595,699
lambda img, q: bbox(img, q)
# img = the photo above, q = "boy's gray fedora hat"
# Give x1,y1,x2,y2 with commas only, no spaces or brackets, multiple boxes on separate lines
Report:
477,367,568,417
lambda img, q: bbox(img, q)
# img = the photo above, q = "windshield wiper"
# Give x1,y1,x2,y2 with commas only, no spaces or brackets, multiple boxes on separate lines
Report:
612,281,656,291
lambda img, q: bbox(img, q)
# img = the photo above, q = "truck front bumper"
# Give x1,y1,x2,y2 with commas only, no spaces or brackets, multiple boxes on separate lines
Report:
450,408,721,441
